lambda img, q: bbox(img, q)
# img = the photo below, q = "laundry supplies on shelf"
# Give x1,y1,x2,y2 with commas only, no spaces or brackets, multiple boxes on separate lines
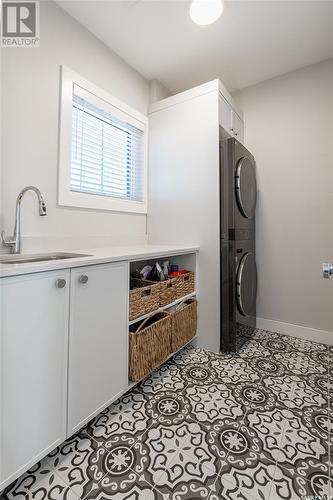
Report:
129,260,195,320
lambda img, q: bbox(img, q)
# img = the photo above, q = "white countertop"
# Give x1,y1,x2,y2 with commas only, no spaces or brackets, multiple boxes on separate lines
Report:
0,244,199,278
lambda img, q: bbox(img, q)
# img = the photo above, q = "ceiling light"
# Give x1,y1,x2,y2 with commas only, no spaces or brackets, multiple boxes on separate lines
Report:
189,0,224,26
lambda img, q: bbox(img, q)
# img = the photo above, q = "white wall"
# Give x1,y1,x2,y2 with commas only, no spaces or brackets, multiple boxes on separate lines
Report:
234,59,333,335
149,79,172,103
0,0,150,252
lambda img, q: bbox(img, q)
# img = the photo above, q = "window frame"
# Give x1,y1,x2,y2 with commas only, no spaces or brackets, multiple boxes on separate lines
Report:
58,66,148,214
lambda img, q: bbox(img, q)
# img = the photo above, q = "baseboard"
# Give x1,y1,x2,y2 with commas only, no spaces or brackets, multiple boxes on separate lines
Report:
256,317,333,346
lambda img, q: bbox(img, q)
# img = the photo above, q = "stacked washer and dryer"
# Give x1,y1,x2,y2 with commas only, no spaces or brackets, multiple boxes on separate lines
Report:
220,137,258,352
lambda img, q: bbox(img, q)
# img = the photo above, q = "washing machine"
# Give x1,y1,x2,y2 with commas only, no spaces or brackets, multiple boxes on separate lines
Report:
220,137,257,352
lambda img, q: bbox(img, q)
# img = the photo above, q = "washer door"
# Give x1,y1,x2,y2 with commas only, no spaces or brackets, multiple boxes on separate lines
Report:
236,252,257,316
235,156,257,219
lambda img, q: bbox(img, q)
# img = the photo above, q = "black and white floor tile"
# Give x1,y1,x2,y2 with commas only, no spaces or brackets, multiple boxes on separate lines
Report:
2,327,333,500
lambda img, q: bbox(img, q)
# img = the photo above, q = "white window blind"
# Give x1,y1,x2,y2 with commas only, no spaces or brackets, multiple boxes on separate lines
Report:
71,84,145,203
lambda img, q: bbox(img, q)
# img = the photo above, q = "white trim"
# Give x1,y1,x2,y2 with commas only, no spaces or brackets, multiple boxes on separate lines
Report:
256,317,333,346
58,65,148,214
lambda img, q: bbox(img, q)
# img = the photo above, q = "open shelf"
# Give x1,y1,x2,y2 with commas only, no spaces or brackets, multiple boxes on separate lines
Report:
129,253,197,275
128,291,197,326
127,250,198,392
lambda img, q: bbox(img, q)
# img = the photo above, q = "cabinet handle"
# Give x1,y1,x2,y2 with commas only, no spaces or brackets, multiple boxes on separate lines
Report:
79,274,89,284
234,131,238,136
55,279,66,289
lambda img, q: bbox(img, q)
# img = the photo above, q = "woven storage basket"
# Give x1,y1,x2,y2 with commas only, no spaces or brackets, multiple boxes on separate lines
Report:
129,311,172,382
174,271,195,299
171,298,197,352
159,278,177,307
129,278,161,321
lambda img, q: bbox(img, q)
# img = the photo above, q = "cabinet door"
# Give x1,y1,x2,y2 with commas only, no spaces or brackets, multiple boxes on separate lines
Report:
219,96,232,132
68,262,128,435
0,270,69,490
231,110,244,143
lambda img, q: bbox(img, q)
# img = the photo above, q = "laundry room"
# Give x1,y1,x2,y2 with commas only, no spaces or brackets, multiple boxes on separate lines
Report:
1,1,333,499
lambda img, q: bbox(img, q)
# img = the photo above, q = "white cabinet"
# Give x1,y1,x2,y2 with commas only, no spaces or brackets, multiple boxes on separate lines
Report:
0,270,69,489
219,96,244,143
231,109,243,142
219,95,232,132
0,261,129,489
68,262,128,435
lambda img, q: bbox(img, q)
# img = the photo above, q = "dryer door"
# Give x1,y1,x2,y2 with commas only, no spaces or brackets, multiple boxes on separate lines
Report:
235,156,257,219
236,252,257,316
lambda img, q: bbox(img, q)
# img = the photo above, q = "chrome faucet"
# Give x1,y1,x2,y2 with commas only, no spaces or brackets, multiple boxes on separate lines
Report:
1,186,47,254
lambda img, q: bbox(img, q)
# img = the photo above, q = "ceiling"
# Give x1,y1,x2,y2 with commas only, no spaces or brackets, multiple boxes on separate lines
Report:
56,0,333,93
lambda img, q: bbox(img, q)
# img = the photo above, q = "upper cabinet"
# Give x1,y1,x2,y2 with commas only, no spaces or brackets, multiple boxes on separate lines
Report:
231,109,243,142
219,95,232,132
219,95,244,143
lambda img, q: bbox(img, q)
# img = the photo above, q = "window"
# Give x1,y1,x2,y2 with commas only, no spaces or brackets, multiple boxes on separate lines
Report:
58,66,148,213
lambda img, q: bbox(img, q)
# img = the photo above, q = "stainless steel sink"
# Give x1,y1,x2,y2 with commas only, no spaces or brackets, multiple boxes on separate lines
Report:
0,252,92,264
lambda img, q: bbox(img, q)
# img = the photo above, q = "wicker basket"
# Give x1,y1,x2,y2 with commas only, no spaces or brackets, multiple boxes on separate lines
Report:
171,299,197,352
129,278,161,321
129,311,172,381
173,271,195,299
159,278,177,307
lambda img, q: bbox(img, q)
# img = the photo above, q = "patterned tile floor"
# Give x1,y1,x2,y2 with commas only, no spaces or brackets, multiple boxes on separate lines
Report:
2,327,333,500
